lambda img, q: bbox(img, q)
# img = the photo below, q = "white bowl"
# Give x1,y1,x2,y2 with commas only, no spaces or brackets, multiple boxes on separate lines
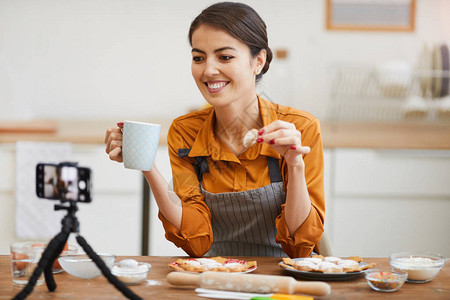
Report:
390,252,445,283
58,253,115,279
111,260,151,285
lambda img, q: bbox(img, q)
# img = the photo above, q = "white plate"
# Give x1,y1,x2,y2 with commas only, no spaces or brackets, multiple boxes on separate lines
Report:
440,44,449,97
417,45,433,98
279,258,368,281
432,44,443,98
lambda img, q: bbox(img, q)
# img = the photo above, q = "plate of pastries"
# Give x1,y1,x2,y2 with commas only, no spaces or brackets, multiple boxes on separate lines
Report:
280,255,376,281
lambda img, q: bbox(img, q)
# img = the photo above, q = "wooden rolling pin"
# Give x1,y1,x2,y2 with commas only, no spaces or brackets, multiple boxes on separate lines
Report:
167,272,331,297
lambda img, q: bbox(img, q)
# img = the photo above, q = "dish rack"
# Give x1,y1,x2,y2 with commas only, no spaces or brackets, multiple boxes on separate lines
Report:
326,65,450,123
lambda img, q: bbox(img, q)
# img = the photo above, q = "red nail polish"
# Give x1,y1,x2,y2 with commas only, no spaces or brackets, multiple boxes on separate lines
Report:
258,129,264,135
269,140,275,145
256,138,264,143
117,122,124,127
290,146,296,150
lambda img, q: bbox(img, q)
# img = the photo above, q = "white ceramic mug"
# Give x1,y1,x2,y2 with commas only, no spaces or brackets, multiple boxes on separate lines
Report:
122,121,161,171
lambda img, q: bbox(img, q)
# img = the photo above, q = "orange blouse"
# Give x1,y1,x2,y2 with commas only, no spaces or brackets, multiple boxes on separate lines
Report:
159,97,325,258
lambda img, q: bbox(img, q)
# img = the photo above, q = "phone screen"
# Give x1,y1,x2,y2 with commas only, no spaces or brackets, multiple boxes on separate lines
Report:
36,163,91,202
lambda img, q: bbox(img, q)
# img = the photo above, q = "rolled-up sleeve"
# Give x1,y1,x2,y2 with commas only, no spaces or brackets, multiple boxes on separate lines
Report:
275,118,325,258
158,122,213,257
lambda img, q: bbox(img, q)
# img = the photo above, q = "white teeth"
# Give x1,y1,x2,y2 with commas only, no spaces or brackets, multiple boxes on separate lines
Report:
207,82,226,89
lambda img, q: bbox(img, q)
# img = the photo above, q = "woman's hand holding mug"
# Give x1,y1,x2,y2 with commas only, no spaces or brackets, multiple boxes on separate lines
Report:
105,121,161,171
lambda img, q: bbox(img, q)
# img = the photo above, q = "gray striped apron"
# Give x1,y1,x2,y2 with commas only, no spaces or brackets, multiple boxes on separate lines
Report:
179,148,287,257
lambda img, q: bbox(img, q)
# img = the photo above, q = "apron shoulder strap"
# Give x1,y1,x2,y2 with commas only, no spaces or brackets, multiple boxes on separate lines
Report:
266,156,282,183
178,148,209,182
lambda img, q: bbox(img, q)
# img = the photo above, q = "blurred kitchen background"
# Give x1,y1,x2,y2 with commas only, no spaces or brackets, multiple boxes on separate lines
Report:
1,0,449,258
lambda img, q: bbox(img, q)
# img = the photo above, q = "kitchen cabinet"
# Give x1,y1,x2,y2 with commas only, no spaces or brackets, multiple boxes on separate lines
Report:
325,148,450,258
333,149,450,197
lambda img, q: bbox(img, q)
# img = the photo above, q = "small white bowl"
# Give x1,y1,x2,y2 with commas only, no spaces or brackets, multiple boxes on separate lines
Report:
390,252,445,283
111,260,151,285
58,253,115,279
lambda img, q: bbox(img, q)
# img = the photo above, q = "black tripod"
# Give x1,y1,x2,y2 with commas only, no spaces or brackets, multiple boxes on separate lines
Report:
13,201,143,300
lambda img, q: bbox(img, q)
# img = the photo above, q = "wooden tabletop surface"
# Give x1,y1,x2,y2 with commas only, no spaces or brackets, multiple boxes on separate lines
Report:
0,256,448,299
1,120,450,149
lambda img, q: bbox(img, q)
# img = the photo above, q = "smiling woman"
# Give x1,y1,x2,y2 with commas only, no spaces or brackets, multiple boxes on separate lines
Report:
188,3,273,83
105,2,325,259
190,25,265,110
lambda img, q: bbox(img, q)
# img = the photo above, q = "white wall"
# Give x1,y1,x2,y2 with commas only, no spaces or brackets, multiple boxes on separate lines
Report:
1,0,449,121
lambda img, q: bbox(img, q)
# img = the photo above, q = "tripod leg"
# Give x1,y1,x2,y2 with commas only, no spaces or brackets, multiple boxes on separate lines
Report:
76,235,143,300
13,231,69,300
43,231,70,291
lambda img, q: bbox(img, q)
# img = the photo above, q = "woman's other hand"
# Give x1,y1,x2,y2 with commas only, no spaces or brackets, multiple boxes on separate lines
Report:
257,120,310,167
105,122,124,163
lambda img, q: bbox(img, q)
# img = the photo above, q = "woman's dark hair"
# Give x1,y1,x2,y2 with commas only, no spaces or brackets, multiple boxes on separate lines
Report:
188,2,272,82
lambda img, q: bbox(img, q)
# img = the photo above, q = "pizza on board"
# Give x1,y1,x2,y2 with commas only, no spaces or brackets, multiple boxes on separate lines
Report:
168,257,257,273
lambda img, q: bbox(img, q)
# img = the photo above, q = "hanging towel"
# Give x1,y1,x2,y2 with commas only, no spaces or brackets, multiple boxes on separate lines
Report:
15,141,72,240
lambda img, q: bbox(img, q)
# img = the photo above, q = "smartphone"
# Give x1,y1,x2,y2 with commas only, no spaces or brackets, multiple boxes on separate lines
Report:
36,163,92,202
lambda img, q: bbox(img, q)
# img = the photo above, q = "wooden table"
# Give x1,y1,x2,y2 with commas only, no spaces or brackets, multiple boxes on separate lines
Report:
0,256,448,299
